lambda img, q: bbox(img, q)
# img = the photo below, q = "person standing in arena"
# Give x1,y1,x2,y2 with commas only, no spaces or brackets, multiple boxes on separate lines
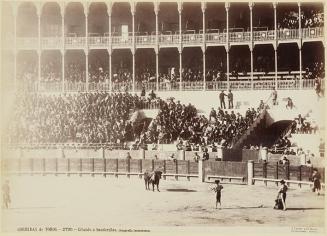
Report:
277,180,288,211
311,168,321,196
314,78,321,99
219,91,227,109
211,180,224,209
2,180,11,209
227,90,234,109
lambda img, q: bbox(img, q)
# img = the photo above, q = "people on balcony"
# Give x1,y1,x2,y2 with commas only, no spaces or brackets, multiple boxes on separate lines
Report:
302,10,324,28
41,61,61,82
17,60,37,82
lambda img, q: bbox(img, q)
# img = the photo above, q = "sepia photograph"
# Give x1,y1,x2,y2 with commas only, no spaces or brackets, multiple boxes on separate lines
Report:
0,0,325,235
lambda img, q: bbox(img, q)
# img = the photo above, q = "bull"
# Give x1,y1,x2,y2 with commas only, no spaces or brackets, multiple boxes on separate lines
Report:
144,170,162,192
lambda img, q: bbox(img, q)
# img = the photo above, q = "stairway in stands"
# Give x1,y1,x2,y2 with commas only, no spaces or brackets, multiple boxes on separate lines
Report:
232,108,268,149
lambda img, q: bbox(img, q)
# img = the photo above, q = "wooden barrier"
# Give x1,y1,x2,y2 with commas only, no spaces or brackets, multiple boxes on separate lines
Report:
203,161,247,182
3,158,198,180
242,149,260,162
253,162,320,187
2,158,324,189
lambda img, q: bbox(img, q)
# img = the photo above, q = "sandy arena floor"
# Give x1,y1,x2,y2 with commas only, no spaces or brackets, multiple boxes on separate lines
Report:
1,175,325,234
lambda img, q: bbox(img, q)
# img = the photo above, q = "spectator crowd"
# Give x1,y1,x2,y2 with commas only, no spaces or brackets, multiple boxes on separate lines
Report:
8,92,159,144
8,92,266,150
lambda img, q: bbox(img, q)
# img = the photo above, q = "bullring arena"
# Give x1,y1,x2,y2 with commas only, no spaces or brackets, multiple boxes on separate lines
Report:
0,0,326,235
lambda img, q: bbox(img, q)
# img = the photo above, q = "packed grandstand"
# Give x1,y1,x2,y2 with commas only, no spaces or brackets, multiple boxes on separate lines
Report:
1,1,325,160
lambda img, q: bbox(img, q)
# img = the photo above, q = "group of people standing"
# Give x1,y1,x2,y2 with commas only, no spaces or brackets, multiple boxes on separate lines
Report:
219,90,234,109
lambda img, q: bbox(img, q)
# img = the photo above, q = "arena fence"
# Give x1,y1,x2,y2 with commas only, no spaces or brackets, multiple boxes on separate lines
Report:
3,146,324,167
1,158,324,189
253,161,325,185
1,158,199,181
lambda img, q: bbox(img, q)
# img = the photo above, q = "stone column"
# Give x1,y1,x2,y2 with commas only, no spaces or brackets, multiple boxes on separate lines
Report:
225,3,230,89
37,3,42,88
61,49,65,92
325,2,327,88
298,43,302,89
249,3,254,89
108,49,112,91
202,2,206,91
178,2,183,91
179,48,182,91
13,2,17,90
85,49,89,91
131,2,136,93
274,44,278,90
155,48,159,91
202,49,206,91
155,2,159,91
61,3,65,92
84,3,89,91
250,45,254,90
298,2,303,89
107,2,112,92
273,2,278,89
132,48,135,93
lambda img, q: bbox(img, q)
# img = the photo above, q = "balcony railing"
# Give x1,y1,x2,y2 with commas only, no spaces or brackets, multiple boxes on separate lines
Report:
229,31,251,43
41,37,63,49
277,28,299,40
181,81,204,91
205,81,228,90
111,35,133,46
16,37,38,49
182,34,203,44
111,82,133,92
302,27,324,39
206,33,226,44
14,77,321,93
229,80,253,90
159,34,180,44
65,37,86,48
158,81,180,91
39,81,62,92
135,35,156,45
253,30,275,41
88,37,109,47
14,27,324,49
134,82,157,91
64,82,86,92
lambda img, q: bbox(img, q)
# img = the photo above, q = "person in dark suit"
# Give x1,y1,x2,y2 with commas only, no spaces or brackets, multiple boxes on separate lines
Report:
277,180,288,211
227,90,233,109
219,91,227,109
311,169,321,196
